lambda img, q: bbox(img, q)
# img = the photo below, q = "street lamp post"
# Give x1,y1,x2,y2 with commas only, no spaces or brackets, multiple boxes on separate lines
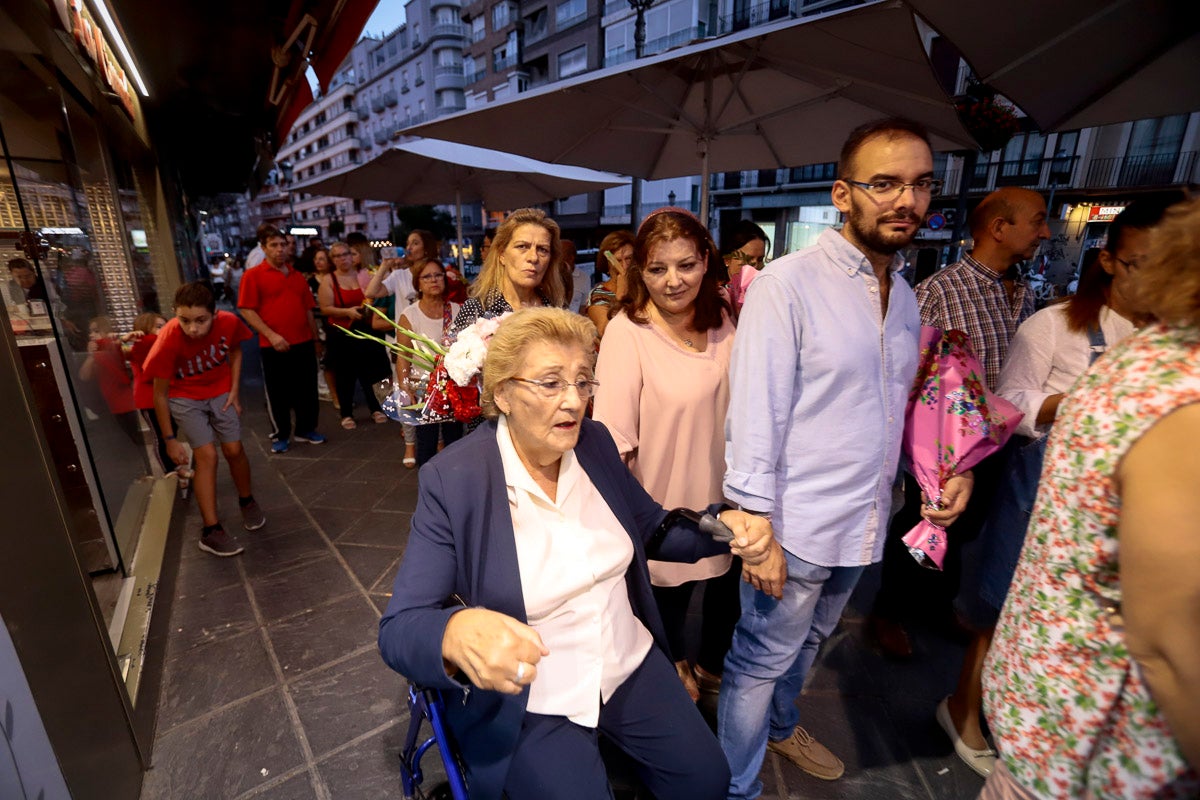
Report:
626,0,655,229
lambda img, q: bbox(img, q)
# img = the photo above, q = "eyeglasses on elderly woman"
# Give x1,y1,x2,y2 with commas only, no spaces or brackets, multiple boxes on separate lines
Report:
509,376,600,399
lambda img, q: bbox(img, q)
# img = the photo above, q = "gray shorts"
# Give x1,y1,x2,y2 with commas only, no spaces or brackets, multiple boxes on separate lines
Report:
169,393,242,448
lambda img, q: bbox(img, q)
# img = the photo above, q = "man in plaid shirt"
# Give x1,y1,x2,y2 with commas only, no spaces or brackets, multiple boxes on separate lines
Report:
869,189,1048,657
915,187,1047,387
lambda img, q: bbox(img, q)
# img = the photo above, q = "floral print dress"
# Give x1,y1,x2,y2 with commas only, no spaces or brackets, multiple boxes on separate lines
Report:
983,323,1200,799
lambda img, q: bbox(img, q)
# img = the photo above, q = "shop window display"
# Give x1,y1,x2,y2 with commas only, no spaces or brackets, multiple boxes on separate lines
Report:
1,50,171,606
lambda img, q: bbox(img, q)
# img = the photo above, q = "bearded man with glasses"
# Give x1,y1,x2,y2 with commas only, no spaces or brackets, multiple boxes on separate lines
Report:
719,118,974,798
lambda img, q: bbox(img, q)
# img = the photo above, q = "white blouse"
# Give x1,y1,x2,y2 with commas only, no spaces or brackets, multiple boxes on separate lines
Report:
496,415,653,727
998,304,1136,439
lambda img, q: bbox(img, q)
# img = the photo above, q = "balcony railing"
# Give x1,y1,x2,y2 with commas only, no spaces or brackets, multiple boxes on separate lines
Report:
493,55,515,71
952,155,1079,193
602,201,698,219
605,26,707,66
1085,151,1196,188
717,0,793,34
374,130,389,145
436,97,467,114
384,90,398,107
603,0,628,15
371,98,385,113
434,64,466,90
556,9,588,29
431,22,467,39
464,68,485,84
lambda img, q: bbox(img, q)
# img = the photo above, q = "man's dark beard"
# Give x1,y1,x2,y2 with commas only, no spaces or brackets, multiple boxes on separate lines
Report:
847,206,920,256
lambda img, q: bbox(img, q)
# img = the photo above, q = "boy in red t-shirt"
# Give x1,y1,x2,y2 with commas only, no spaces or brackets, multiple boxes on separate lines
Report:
144,283,261,556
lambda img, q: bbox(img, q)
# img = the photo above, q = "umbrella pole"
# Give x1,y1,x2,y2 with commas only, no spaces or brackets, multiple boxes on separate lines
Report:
455,188,465,274
700,140,711,230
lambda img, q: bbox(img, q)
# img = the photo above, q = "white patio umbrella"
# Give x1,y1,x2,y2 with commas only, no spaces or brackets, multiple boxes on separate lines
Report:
297,138,631,269
907,0,1200,131
399,0,975,223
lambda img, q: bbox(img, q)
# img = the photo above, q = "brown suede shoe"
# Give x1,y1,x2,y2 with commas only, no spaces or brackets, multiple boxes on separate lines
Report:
767,727,845,780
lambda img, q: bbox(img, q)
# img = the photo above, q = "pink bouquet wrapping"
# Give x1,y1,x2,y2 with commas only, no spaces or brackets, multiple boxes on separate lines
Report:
902,327,1024,569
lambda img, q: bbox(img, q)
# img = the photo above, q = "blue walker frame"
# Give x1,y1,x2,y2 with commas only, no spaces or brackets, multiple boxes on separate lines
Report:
399,683,471,800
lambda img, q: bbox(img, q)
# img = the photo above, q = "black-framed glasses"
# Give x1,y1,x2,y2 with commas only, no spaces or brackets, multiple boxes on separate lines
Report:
842,178,943,198
1113,255,1141,272
510,376,600,398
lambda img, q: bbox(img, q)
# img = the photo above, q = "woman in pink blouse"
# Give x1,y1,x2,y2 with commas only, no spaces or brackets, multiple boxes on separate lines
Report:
593,207,740,701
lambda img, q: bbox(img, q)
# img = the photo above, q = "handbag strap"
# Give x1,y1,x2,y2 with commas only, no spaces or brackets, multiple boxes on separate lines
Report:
442,301,453,335
331,274,348,307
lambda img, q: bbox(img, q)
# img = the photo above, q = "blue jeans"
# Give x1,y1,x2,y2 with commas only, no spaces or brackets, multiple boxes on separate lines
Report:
717,551,865,799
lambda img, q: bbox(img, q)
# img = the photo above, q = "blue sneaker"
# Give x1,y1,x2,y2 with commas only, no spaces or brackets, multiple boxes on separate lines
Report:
271,439,290,454
294,431,326,444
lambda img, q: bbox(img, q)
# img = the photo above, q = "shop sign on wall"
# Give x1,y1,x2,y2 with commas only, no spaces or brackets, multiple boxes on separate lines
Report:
1086,205,1126,223
46,0,137,119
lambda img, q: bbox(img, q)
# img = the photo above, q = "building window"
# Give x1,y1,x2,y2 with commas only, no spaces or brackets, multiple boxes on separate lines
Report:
492,2,513,29
471,15,485,42
493,43,511,71
436,7,457,25
1127,114,1187,159
412,22,421,44
556,0,587,28
558,44,587,78
415,63,424,84
525,8,548,41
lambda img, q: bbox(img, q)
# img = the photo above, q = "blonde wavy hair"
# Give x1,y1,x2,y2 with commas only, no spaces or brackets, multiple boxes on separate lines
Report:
480,307,597,419
1137,196,1200,328
470,209,565,308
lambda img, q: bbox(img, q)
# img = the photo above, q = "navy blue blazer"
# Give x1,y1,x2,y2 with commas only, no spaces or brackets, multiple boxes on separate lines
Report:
378,417,728,800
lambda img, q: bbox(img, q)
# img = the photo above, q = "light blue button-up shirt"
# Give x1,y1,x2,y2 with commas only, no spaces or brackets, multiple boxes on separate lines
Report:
724,228,921,567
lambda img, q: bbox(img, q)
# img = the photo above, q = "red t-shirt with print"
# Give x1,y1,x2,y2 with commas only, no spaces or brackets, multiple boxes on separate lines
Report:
142,311,252,401
237,261,315,347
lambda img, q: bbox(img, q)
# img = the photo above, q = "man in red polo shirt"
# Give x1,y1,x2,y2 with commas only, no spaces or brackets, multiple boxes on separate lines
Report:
238,225,326,453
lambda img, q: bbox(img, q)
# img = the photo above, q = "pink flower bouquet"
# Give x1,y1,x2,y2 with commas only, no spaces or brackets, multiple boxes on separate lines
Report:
902,327,1024,569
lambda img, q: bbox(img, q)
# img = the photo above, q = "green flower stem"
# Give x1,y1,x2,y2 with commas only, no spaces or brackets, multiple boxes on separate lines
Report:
334,325,439,373
362,304,447,355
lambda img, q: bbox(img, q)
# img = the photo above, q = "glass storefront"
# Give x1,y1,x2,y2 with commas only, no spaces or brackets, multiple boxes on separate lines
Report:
1,38,180,701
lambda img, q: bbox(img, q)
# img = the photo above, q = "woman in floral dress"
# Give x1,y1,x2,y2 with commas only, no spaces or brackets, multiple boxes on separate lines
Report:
980,197,1200,799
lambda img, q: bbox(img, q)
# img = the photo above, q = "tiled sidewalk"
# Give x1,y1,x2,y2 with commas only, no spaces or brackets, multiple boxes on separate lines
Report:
139,343,987,800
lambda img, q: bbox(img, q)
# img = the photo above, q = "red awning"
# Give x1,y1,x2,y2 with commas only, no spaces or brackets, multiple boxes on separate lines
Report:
312,0,381,93
276,79,315,147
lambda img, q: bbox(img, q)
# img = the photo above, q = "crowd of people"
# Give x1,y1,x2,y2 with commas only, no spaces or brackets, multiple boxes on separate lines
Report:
376,117,1198,800
62,113,1197,800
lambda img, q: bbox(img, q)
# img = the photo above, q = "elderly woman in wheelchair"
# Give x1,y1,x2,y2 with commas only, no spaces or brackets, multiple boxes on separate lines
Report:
379,308,783,800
